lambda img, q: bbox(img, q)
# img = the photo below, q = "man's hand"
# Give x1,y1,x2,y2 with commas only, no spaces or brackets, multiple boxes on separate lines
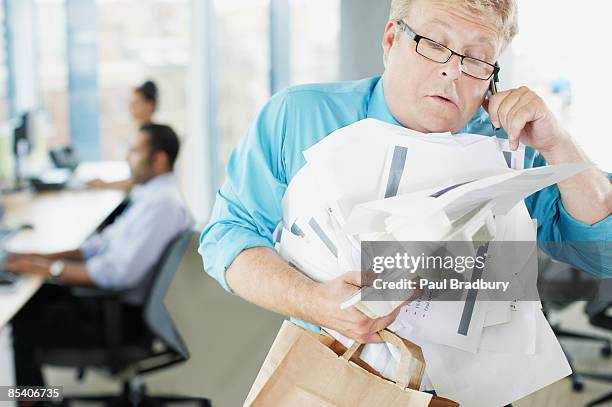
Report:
6,252,53,260
483,86,570,153
4,253,94,285
87,178,107,189
228,248,415,344
87,178,134,192
4,254,51,278
483,85,611,225
311,271,409,344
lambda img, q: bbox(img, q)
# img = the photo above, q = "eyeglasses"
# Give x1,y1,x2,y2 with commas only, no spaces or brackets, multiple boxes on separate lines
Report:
397,20,500,81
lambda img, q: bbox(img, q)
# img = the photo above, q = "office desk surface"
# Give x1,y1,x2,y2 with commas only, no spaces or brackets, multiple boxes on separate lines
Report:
0,188,125,328
3,189,125,253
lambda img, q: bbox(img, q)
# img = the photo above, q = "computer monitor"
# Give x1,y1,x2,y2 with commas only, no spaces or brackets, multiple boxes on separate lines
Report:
13,113,32,154
12,112,33,188
0,189,4,223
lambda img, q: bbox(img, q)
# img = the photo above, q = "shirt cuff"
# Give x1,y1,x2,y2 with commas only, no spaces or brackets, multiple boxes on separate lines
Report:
79,234,105,259
558,199,612,241
200,226,274,294
290,317,321,333
85,255,112,288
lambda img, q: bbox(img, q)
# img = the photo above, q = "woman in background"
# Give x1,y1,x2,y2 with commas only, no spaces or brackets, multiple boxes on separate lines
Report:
129,80,158,126
88,80,158,191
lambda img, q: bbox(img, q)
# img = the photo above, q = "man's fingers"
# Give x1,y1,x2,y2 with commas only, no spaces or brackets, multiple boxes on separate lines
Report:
506,93,537,149
508,103,537,150
363,332,384,343
484,89,511,128
4,259,20,273
486,87,530,129
361,271,379,286
496,87,528,132
342,270,378,287
342,270,363,287
371,310,399,333
4,256,39,274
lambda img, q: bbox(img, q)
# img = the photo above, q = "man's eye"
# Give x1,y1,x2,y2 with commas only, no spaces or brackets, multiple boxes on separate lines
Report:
427,41,445,50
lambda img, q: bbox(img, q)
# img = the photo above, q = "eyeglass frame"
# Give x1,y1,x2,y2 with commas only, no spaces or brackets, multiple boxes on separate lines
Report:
396,20,500,82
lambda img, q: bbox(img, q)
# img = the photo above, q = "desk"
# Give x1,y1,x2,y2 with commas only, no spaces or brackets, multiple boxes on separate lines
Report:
0,188,125,328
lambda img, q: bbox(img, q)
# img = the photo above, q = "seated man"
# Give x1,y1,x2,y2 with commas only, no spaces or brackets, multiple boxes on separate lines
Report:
4,123,192,386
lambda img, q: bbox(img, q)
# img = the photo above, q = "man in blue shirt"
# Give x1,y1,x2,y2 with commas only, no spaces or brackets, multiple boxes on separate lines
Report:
200,0,611,348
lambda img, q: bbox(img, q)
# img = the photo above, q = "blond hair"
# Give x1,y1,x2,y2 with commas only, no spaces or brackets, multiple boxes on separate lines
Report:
389,0,518,52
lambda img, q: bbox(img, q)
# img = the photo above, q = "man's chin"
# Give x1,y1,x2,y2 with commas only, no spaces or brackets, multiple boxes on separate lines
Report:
395,107,459,133
419,118,456,134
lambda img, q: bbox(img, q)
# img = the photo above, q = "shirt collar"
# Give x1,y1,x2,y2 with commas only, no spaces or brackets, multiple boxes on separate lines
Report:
130,172,176,202
457,106,496,136
366,76,402,127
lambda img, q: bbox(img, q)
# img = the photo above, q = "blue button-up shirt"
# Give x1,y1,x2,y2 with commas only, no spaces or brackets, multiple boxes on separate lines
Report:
200,76,611,297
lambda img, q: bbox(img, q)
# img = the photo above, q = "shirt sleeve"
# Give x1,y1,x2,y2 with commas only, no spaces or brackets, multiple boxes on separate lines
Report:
86,198,190,289
79,233,107,259
525,152,612,278
199,90,290,293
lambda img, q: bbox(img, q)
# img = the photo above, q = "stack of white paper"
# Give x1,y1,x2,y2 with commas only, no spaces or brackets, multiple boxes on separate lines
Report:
276,118,588,407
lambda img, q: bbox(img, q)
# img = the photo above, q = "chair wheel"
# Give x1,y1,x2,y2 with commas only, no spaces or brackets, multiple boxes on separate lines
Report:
601,345,611,357
573,380,584,392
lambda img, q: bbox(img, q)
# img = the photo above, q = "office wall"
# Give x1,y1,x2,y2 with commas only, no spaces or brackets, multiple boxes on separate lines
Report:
339,0,391,81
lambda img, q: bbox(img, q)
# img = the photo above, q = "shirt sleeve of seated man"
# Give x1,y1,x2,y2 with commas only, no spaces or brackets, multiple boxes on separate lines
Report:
80,232,107,259
85,194,192,289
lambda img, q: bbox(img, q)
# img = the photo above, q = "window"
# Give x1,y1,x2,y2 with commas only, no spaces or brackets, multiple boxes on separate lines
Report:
290,0,340,85
512,1,612,171
0,1,8,121
215,0,270,171
96,0,191,160
36,0,69,149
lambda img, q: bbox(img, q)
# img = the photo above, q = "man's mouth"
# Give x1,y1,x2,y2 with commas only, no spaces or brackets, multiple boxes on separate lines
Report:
429,95,458,108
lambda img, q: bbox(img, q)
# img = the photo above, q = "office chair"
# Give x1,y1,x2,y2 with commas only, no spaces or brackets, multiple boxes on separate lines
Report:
538,252,611,392
576,297,612,407
35,229,212,407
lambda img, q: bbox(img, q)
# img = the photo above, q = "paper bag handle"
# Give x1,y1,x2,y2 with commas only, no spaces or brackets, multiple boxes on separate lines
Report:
341,330,426,391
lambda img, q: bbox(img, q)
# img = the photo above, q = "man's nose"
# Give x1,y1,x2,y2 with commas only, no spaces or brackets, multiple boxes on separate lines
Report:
440,54,462,80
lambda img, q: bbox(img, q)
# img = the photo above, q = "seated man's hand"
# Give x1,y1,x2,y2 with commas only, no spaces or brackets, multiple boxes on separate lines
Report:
87,178,108,189
87,178,134,191
4,254,51,277
311,271,411,344
7,252,52,260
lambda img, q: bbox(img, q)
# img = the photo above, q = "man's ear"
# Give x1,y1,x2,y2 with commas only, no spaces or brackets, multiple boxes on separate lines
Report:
152,150,170,172
382,20,398,68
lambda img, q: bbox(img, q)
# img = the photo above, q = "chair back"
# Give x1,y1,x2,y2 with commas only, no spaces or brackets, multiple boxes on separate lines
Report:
143,229,194,360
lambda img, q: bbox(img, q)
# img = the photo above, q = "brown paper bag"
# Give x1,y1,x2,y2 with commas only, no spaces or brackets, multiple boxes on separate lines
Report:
244,321,458,407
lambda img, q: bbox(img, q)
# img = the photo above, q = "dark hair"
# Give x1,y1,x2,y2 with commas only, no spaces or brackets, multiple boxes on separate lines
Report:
140,123,180,170
135,80,158,106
